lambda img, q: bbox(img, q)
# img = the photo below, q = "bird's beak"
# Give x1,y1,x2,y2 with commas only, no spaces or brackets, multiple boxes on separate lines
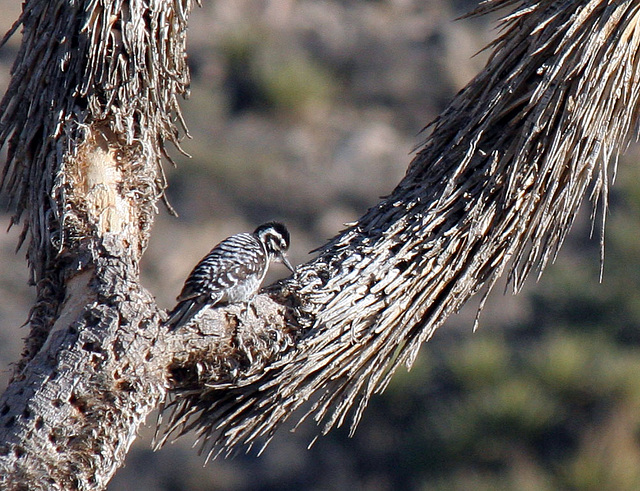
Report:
280,253,296,273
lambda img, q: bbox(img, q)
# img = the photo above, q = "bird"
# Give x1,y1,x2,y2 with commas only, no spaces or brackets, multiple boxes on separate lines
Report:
165,221,295,330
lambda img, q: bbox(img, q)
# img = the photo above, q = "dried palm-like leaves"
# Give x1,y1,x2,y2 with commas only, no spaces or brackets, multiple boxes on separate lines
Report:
0,0,191,282
157,0,640,460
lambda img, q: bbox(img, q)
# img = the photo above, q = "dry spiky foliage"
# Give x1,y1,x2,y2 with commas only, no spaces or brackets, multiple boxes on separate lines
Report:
0,0,189,273
156,0,640,460
0,0,190,366
0,0,191,488
2,0,640,487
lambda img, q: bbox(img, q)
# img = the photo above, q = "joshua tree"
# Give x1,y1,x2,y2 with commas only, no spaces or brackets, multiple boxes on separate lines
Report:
1,0,639,489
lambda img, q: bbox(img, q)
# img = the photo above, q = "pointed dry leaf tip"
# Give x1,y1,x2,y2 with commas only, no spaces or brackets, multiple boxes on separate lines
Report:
0,0,191,281
156,0,640,460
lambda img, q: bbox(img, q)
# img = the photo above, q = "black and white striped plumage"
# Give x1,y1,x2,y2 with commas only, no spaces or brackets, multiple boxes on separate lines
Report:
166,222,295,329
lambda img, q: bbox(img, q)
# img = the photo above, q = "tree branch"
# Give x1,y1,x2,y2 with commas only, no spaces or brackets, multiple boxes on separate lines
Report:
155,0,640,459
0,0,191,488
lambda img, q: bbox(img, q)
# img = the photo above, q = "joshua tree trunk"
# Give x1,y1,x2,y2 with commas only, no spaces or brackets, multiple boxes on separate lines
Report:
1,0,640,489
0,0,192,488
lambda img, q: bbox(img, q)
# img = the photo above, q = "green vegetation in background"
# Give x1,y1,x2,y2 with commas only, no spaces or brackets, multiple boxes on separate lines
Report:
222,30,336,117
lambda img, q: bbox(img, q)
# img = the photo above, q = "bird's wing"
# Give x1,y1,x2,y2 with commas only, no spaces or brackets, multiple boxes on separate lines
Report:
176,233,266,302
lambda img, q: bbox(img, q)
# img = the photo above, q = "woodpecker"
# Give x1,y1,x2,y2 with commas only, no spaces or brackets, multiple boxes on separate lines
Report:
166,221,295,329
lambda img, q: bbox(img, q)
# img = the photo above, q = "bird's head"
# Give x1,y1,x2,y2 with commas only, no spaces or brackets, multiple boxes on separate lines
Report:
254,221,295,273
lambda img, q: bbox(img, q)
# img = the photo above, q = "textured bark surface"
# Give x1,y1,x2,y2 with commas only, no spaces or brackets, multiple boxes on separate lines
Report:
0,259,290,489
1,0,640,489
0,237,165,489
0,0,192,488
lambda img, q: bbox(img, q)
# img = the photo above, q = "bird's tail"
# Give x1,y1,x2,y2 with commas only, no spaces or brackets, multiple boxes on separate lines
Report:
165,300,204,330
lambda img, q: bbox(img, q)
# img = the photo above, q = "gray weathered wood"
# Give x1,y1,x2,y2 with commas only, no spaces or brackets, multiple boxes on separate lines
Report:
0,0,192,488
1,0,639,489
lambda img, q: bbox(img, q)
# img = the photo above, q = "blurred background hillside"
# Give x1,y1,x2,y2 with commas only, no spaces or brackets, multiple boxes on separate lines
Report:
2,1,640,489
